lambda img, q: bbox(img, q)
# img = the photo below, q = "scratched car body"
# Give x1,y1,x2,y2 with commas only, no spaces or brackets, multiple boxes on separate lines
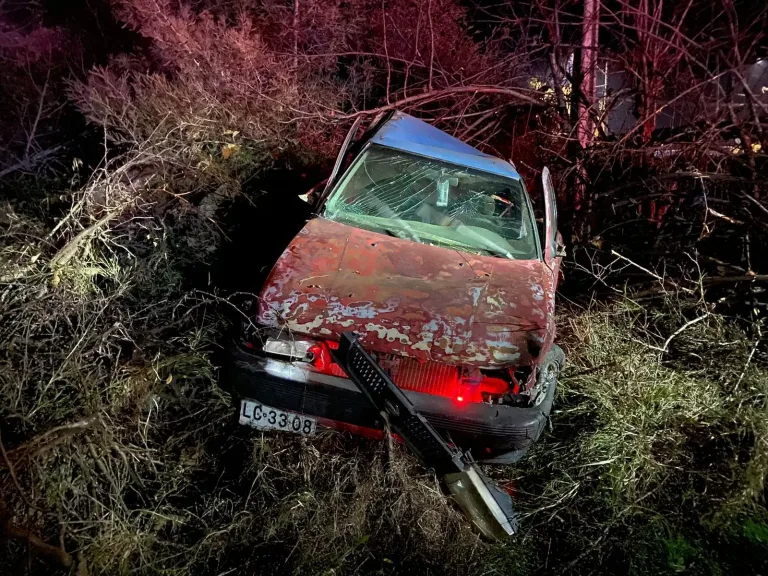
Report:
223,111,564,463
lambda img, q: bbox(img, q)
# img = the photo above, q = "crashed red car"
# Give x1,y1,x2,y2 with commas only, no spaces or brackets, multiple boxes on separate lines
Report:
223,111,564,463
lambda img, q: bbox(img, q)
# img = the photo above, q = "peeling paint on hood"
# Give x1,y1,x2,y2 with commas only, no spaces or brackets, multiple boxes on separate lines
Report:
258,218,556,367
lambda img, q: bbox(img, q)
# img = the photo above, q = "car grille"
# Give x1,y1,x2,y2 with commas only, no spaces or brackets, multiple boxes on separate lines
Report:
387,356,460,398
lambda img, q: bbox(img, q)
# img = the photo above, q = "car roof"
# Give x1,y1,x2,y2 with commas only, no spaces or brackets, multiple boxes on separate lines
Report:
370,111,521,181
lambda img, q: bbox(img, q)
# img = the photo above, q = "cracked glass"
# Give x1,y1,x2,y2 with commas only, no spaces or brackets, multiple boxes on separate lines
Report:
323,145,539,259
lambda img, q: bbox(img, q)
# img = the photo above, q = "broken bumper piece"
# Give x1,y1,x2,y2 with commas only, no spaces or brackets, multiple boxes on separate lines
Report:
223,343,550,460
329,332,517,539
444,466,518,540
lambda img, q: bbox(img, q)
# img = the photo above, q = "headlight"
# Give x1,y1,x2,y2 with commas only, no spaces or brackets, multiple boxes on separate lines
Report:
263,337,314,361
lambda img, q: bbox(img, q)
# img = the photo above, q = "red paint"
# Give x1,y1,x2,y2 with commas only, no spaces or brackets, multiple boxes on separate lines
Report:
258,218,558,371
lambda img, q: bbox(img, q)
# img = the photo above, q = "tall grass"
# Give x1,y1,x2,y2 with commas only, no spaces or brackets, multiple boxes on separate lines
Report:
1,177,767,574
0,187,483,574
500,300,768,574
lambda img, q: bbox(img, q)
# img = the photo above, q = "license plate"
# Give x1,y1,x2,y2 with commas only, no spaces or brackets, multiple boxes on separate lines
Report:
239,400,317,436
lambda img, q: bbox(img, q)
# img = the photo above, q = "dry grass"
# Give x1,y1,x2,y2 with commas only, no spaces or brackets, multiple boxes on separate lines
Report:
0,174,486,575
1,166,767,575
495,299,768,574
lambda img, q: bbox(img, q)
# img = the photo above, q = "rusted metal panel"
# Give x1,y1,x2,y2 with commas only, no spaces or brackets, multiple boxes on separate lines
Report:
258,217,556,368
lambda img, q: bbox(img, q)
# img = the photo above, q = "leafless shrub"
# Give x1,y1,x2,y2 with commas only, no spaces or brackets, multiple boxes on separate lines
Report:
0,3,75,179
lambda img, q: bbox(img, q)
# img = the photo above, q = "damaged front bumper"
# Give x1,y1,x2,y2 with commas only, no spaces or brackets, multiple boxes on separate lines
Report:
221,343,549,460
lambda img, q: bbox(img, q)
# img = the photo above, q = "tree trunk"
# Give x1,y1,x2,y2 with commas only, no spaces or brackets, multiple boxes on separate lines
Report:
573,0,600,241
577,0,599,149
293,0,300,70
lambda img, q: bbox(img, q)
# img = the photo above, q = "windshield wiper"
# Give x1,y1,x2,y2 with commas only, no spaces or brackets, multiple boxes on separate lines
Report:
451,224,513,259
384,225,508,259
381,226,421,243
455,245,504,258
382,228,404,239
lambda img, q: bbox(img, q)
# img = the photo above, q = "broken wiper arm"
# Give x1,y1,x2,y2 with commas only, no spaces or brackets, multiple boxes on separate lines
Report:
381,226,421,243
381,228,403,239
330,332,518,540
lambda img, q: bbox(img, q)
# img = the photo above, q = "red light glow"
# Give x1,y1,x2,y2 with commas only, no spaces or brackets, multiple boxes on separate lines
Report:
307,341,347,377
305,340,510,404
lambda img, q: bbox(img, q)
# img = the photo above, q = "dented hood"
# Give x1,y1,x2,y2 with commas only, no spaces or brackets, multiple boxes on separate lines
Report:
258,218,556,367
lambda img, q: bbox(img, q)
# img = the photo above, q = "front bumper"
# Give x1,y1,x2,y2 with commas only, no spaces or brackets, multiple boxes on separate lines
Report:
221,344,549,459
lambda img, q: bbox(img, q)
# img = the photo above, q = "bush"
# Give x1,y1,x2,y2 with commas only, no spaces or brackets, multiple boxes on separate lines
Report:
497,300,768,574
68,0,533,200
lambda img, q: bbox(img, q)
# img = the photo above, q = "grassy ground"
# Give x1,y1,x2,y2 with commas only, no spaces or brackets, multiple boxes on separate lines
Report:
507,301,768,574
1,177,767,575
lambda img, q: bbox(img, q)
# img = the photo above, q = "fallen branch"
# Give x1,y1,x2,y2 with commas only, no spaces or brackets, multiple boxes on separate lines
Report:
9,415,99,462
610,250,695,294
0,429,40,513
0,509,73,568
340,85,543,119
637,313,711,354
707,207,743,225
49,209,122,270
661,313,710,353
702,274,768,285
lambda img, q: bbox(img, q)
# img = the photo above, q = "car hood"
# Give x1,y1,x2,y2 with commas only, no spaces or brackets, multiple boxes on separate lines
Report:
258,218,556,367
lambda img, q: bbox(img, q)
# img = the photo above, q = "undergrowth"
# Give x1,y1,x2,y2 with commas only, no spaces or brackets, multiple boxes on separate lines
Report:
502,300,768,575
0,179,483,575
1,173,767,575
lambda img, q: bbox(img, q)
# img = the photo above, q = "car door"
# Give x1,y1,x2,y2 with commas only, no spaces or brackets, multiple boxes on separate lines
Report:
542,167,562,280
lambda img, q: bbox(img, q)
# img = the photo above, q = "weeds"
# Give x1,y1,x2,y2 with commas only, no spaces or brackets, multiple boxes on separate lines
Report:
4,187,767,574
500,299,768,574
0,170,485,574
2,168,768,574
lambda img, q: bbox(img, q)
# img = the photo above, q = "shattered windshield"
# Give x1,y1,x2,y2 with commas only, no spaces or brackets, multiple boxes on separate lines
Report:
323,145,539,260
